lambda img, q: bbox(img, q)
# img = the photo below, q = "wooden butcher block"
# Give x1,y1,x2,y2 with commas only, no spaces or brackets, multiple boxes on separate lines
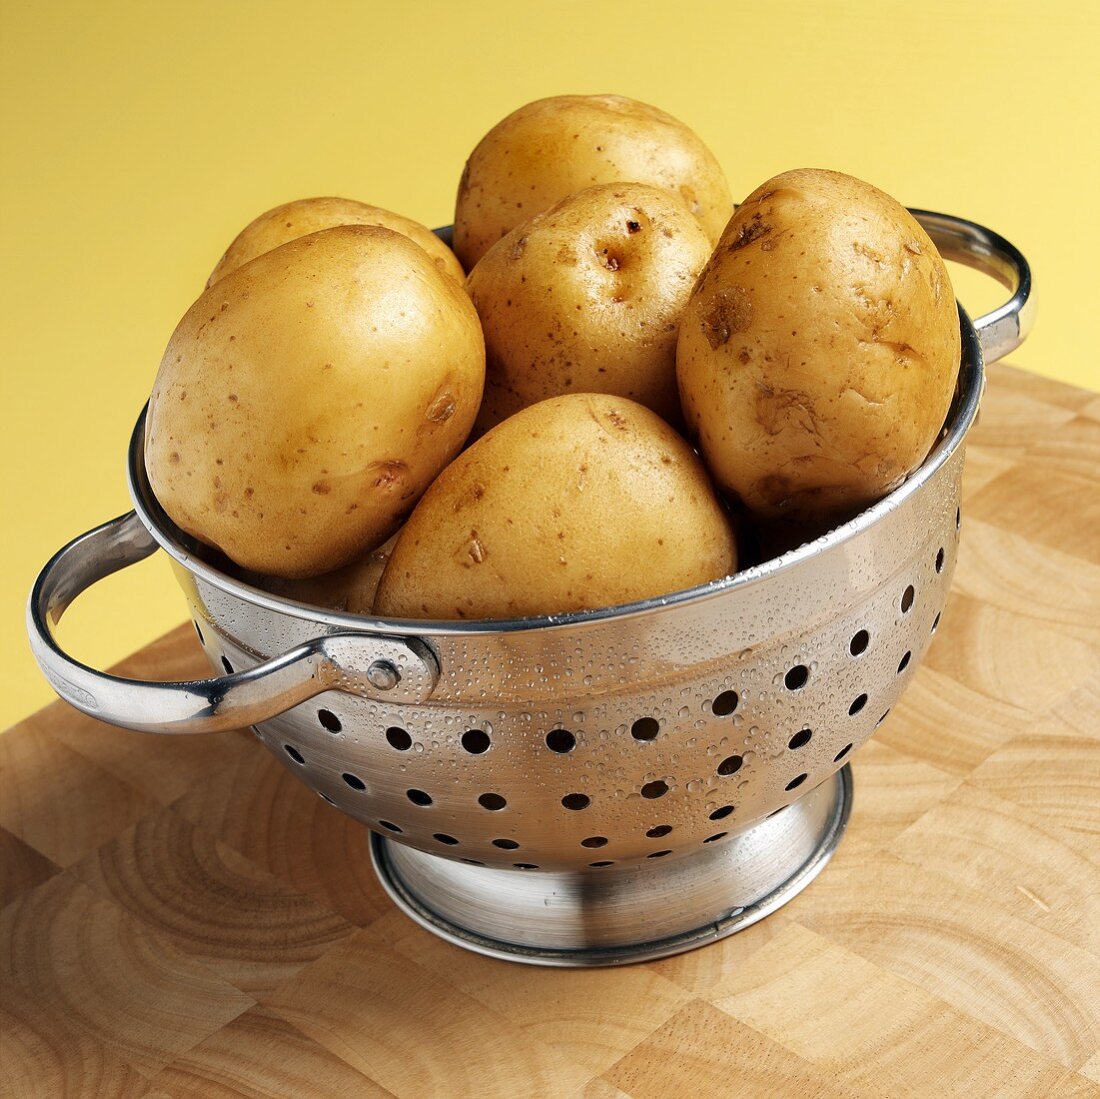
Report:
2,362,1099,1098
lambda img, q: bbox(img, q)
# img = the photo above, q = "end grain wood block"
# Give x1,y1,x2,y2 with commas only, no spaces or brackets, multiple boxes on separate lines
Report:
888,783,1100,952
145,1006,391,1099
0,719,159,867
262,924,593,1099
710,922,1084,1096
788,845,1100,1071
378,906,694,1078
875,664,1029,774
70,807,359,996
170,743,391,928
970,733,1100,838
921,593,1100,715
951,518,1100,646
1,984,149,1098
601,998,862,1099
0,875,253,1077
0,827,58,909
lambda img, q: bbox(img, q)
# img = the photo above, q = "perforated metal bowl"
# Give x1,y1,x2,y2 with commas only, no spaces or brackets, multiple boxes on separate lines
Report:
29,212,1032,965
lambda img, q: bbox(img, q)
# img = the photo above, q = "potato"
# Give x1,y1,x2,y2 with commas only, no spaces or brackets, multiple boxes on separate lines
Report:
677,168,961,522
467,183,712,431
244,533,397,614
374,394,736,619
206,197,464,287
454,94,732,269
146,225,485,578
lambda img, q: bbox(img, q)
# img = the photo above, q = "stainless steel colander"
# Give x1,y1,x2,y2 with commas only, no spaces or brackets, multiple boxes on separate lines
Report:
28,211,1032,966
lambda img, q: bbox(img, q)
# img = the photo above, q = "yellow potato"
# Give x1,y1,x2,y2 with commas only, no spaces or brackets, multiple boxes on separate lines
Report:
677,168,961,522
374,394,736,619
146,225,485,578
454,94,732,269
467,183,712,431
206,196,464,286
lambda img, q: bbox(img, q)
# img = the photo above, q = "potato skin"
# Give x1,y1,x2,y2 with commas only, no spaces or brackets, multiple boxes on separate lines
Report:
146,225,485,578
207,197,465,287
676,168,961,521
467,183,712,431
374,394,737,620
454,94,732,269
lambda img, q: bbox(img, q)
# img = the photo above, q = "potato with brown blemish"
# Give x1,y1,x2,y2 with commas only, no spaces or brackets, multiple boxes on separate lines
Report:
206,196,464,287
677,168,961,522
467,183,712,431
146,225,485,578
454,94,732,269
373,394,737,620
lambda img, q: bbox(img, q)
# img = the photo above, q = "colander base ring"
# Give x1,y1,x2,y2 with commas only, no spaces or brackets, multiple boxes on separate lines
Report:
370,765,851,967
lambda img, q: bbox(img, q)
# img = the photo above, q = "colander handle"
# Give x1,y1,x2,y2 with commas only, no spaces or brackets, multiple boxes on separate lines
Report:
912,210,1034,365
27,511,440,735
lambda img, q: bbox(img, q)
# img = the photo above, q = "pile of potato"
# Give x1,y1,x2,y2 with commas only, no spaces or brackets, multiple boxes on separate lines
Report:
145,94,961,620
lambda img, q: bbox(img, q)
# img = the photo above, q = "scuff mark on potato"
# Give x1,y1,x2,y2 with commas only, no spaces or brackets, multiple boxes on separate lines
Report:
702,286,753,349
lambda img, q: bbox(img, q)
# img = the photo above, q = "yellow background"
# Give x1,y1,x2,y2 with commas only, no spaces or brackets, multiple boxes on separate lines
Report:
2,0,1098,729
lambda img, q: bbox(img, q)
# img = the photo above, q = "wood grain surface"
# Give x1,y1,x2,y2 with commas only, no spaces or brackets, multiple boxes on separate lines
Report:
2,363,1098,1098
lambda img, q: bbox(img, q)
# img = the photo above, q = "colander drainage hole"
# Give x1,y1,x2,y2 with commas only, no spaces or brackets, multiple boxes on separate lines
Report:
461,729,491,754
514,863,539,870
492,838,520,850
342,773,366,791
704,832,727,843
646,824,672,838
319,792,336,805
849,694,868,716
640,780,669,799
709,805,734,821
284,744,304,764
931,612,941,634
317,709,341,734
956,505,961,531
478,792,507,811
589,861,614,868
876,710,891,728
897,651,912,674
546,729,576,754
788,729,812,750
386,727,412,751
712,690,739,716
784,664,809,690
434,833,459,845
935,547,945,573
717,755,743,777
901,584,916,613
849,630,870,656
194,621,204,647
631,717,659,741
407,789,433,806
379,820,402,832
461,858,484,866
221,655,234,675
647,850,672,859
581,836,608,848
785,773,808,791
562,793,591,810
834,743,853,762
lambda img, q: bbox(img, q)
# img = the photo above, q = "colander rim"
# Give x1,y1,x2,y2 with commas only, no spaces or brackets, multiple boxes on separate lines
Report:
127,306,982,638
